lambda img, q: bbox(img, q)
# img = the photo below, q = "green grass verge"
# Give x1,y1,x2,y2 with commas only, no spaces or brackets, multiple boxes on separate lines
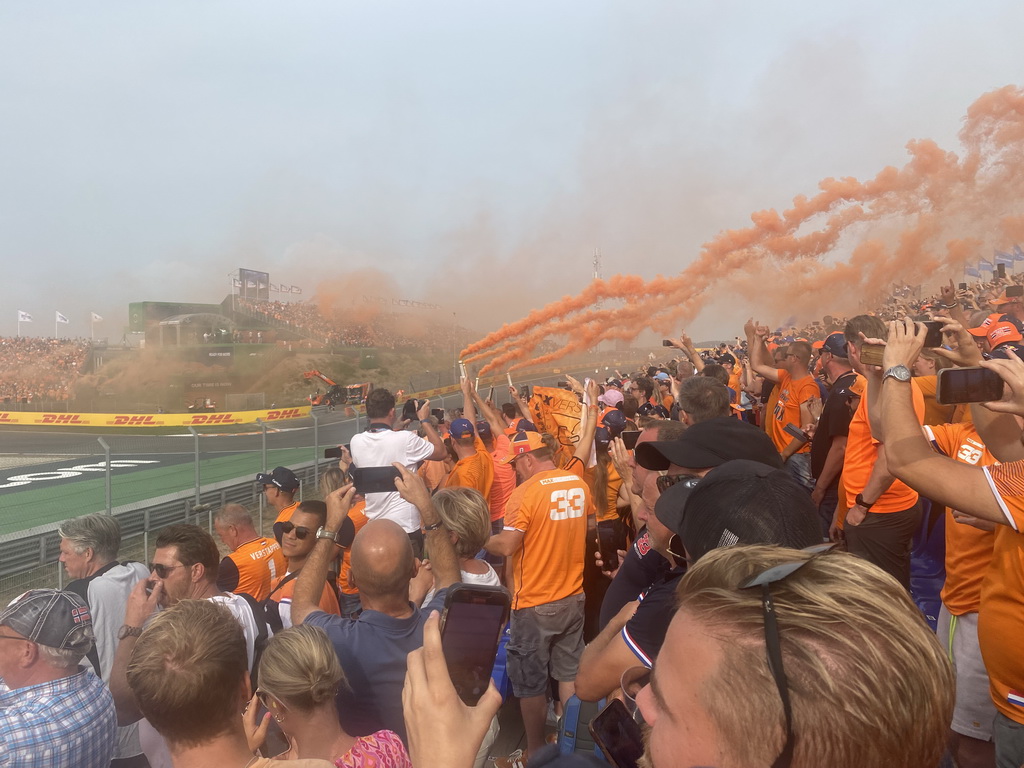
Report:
0,446,318,537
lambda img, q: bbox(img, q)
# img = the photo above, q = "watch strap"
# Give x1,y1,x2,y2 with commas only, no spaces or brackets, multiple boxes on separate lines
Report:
855,493,875,510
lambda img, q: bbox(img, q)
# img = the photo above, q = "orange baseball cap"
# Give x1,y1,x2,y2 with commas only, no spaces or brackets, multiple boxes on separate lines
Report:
987,321,1023,347
501,431,546,463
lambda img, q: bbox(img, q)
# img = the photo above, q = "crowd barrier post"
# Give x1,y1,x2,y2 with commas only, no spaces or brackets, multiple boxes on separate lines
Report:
97,437,112,514
188,427,201,507
312,410,320,491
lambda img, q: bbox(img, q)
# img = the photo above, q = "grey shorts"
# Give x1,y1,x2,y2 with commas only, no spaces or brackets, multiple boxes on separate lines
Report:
507,593,585,698
937,605,996,740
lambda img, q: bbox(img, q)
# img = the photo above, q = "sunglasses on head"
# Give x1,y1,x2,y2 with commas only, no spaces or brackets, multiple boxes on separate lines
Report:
149,562,186,579
280,521,312,539
738,543,837,768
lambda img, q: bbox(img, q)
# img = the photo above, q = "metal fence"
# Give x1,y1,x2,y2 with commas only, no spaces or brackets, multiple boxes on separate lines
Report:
0,359,651,605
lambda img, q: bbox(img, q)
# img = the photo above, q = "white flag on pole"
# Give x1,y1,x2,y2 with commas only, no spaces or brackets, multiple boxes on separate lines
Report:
56,311,70,324
91,312,103,322
18,311,32,322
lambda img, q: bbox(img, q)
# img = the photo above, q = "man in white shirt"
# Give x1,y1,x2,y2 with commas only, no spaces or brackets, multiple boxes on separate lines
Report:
349,388,446,556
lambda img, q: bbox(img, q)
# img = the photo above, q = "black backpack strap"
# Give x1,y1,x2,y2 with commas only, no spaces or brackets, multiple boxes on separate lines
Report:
237,592,270,689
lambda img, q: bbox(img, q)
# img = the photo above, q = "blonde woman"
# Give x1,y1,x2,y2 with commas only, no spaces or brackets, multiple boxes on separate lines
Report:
246,625,411,767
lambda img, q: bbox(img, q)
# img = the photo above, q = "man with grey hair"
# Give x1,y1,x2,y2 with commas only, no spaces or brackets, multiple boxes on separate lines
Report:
0,588,117,767
60,513,149,767
212,503,284,601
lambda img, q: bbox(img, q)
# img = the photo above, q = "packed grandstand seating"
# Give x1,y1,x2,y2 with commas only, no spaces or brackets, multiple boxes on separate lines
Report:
236,297,459,350
0,336,91,402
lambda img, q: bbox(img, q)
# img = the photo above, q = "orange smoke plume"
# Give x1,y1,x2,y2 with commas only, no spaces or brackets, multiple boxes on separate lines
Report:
465,85,1024,375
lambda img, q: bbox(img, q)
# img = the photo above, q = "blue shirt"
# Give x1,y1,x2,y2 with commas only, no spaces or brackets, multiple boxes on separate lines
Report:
304,589,447,744
0,668,116,768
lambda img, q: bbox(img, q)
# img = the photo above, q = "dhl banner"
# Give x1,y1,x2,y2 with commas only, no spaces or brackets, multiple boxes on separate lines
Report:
528,386,582,459
0,406,311,428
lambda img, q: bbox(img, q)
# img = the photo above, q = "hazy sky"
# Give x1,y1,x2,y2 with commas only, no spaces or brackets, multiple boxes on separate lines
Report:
3,0,1024,339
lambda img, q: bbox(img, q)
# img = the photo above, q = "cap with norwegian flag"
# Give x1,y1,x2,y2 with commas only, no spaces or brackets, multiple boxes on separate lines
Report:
0,589,95,653
500,431,547,463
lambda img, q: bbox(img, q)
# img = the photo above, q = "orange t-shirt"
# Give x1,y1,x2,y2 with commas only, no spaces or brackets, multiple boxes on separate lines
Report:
338,500,370,596
768,370,819,455
269,570,341,629
272,500,301,544
915,375,955,426
562,455,620,522
445,436,495,500
976,460,1024,723
504,468,593,610
924,423,996,615
220,536,286,602
488,434,517,523
418,459,448,492
728,368,743,405
842,379,924,514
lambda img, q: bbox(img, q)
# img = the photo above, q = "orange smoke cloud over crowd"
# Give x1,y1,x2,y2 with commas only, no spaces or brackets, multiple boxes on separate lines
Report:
462,85,1024,375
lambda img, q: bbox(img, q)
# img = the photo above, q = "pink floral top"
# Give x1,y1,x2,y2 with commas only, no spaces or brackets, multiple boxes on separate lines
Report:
334,730,412,768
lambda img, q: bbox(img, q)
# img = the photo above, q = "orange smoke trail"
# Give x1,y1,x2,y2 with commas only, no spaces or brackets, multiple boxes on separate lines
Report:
467,85,1024,373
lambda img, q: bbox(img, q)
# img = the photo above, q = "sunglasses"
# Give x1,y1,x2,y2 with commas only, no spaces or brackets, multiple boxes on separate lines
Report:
280,521,312,539
655,473,701,494
738,543,836,768
149,562,186,579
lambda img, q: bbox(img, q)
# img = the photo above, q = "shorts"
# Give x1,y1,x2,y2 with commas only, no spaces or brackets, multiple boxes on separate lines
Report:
507,593,585,698
936,606,995,740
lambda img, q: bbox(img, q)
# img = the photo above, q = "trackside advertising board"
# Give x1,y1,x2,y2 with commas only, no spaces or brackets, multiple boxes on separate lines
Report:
0,406,311,428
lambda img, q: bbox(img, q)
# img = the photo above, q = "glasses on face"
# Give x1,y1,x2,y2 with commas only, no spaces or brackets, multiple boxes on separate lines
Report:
280,521,311,539
149,562,186,579
655,473,701,494
738,543,836,768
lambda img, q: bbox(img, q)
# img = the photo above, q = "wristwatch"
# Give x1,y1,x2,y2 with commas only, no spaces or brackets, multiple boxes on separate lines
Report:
315,526,339,542
882,365,912,383
118,624,144,640
855,493,875,510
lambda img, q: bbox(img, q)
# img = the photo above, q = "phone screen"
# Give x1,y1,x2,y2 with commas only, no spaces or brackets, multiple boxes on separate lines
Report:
440,586,510,705
859,344,886,367
590,699,645,768
936,367,1005,405
598,525,625,569
922,321,944,348
350,466,401,494
620,431,641,451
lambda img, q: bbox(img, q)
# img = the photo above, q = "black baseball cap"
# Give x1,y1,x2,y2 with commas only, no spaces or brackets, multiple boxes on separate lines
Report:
256,466,299,492
635,416,784,471
654,460,821,562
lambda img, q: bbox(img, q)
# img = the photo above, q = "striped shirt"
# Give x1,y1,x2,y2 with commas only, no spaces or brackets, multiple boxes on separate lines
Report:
0,667,116,768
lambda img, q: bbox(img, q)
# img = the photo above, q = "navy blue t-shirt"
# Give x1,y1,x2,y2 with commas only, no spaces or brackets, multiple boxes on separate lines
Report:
599,529,671,628
304,589,448,743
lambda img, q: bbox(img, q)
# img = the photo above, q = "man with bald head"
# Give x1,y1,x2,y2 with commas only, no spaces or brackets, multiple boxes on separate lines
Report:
291,464,459,744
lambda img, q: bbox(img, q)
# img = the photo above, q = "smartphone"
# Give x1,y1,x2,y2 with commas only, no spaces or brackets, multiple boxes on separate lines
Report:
597,524,625,570
350,466,401,494
958,282,968,291
1008,285,1024,298
922,321,944,348
620,430,641,451
440,584,511,705
324,446,344,459
936,367,1005,405
557,381,569,388
783,423,810,443
860,343,886,367
662,339,673,346
431,408,446,423
590,699,645,768
998,264,1007,279
401,398,419,421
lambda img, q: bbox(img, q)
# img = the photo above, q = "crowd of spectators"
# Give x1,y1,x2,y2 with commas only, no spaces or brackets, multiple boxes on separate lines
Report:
236,297,459,351
12,270,1024,768
0,335,91,403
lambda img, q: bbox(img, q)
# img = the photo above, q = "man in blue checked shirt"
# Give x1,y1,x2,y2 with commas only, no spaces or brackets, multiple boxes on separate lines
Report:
0,589,116,768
